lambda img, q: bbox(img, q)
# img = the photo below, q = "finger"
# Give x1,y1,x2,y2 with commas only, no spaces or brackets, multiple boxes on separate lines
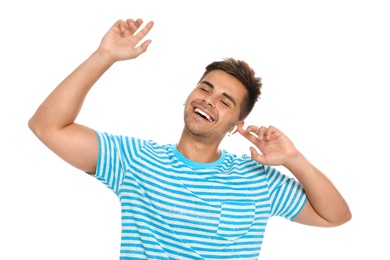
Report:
115,19,126,34
249,147,266,164
124,18,135,25
245,125,259,134
264,125,279,140
238,125,261,145
125,18,140,34
137,39,153,55
246,125,268,140
135,20,154,40
134,18,144,28
258,126,269,140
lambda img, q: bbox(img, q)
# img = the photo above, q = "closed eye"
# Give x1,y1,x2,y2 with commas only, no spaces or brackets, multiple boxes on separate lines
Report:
221,100,229,107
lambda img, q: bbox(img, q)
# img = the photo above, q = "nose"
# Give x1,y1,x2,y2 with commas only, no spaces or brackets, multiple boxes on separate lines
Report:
204,94,216,107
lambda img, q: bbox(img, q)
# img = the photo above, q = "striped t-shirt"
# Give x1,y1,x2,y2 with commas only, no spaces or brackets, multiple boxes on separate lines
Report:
94,131,307,260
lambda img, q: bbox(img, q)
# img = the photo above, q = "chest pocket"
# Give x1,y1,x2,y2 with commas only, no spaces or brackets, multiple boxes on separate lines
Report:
217,201,255,241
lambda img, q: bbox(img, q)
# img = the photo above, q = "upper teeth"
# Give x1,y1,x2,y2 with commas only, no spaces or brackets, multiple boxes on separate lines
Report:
195,108,213,121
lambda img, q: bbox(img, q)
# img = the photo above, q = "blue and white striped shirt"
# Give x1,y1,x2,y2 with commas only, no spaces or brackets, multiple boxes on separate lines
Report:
94,131,307,259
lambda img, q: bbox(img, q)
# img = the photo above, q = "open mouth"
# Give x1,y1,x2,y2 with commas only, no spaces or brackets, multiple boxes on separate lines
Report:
194,107,214,122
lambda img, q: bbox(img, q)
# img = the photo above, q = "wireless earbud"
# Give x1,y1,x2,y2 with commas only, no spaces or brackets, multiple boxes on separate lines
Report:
228,125,238,137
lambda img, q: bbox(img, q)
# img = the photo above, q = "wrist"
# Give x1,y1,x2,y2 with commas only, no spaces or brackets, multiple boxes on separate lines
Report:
94,48,117,66
283,152,308,173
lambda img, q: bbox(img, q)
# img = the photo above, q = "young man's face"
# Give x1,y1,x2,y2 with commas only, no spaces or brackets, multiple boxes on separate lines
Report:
183,69,247,141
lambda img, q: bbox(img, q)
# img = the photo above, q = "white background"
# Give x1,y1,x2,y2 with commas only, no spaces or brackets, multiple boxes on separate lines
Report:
1,0,389,259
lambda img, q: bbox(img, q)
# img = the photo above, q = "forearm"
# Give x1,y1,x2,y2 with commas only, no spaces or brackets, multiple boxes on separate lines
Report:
284,153,351,225
29,49,114,132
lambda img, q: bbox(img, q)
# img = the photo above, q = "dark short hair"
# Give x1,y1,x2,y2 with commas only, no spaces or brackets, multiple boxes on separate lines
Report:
199,58,262,120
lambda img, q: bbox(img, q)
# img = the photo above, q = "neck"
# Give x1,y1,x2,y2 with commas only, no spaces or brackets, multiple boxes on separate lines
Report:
176,130,223,163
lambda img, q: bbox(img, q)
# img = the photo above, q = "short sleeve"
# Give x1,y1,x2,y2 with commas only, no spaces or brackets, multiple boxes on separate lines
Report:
266,166,307,220
94,131,126,195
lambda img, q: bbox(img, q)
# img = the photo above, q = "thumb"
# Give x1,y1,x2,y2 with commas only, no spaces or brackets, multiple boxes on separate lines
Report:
250,147,266,164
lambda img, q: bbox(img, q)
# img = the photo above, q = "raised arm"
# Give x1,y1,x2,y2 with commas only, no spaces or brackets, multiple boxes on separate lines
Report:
237,125,352,227
28,19,154,174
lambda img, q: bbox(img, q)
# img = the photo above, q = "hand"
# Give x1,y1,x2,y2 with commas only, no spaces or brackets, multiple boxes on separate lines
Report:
237,125,299,166
98,18,154,62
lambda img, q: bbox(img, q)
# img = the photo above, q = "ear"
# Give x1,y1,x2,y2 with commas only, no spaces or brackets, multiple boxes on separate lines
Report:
229,120,244,136
236,120,244,131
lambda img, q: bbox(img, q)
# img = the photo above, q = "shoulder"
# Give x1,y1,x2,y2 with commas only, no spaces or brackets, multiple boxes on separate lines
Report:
96,131,172,156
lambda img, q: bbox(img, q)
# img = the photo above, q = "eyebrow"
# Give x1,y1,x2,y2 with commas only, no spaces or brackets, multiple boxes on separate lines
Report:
200,80,237,106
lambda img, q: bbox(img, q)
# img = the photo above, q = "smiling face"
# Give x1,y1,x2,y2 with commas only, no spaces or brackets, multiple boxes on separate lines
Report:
183,70,247,143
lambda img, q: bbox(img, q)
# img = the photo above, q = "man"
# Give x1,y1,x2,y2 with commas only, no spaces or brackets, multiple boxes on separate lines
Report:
28,18,351,259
